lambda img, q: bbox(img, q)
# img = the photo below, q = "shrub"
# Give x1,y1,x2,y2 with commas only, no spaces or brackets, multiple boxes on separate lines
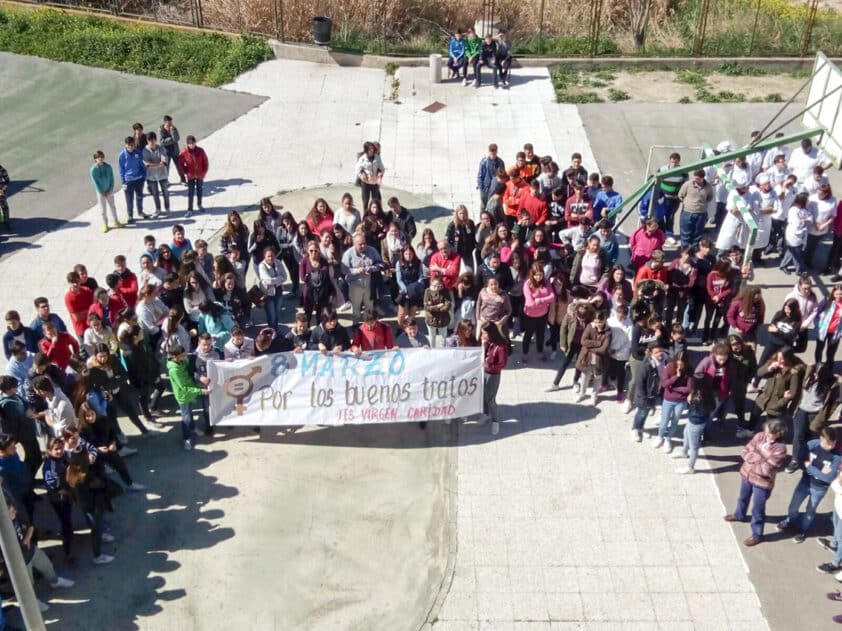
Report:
0,7,272,86
608,88,630,102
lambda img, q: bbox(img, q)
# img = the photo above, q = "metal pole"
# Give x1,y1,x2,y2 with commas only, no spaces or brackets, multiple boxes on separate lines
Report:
759,84,842,141
755,61,826,141
748,0,761,55
0,484,46,631
800,0,820,57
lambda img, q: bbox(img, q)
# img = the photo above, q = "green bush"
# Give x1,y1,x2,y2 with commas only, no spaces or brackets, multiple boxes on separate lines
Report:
607,88,630,102
0,7,272,86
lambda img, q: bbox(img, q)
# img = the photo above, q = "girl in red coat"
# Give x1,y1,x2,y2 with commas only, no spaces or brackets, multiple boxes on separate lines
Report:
178,135,209,217
702,257,733,344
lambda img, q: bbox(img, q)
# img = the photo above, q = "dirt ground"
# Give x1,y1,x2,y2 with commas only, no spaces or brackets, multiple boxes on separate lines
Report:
597,70,809,104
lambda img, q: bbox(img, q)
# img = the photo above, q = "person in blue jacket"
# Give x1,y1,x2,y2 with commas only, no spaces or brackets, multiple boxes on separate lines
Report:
447,29,467,81
777,426,842,543
3,310,39,359
638,183,668,227
117,136,148,224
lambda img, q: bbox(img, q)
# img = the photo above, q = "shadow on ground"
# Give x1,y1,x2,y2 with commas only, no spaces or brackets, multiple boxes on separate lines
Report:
12,438,237,631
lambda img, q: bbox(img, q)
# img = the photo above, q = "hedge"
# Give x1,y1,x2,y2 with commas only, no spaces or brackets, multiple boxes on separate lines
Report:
0,7,273,86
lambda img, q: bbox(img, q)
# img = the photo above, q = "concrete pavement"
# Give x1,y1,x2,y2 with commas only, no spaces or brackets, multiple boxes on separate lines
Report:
1,52,839,629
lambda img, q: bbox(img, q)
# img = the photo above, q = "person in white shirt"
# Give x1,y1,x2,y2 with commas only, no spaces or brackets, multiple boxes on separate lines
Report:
788,138,831,190
780,192,813,275
355,141,385,211
806,183,838,271
223,326,256,360
138,254,165,289
716,170,757,255
32,376,76,437
749,174,776,264
606,304,633,404
257,248,288,331
761,133,790,171
765,152,791,186
745,130,764,181
766,174,797,255
804,165,830,196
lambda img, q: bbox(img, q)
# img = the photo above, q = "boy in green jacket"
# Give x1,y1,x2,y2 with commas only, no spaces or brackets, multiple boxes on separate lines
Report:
463,27,481,86
90,150,122,233
166,345,209,451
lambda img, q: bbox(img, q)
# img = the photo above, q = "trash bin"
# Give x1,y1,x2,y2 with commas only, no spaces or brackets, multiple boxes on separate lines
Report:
429,53,442,84
313,16,332,46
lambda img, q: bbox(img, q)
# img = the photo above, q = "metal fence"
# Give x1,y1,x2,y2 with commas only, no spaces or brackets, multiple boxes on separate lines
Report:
13,0,842,57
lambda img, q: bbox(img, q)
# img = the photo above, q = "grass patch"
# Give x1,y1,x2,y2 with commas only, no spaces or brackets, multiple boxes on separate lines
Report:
517,35,621,56
764,92,784,102
0,7,272,86
678,96,692,104
556,90,604,104
550,66,607,103
694,87,746,103
675,69,707,87
384,61,398,76
717,62,767,76
608,88,630,102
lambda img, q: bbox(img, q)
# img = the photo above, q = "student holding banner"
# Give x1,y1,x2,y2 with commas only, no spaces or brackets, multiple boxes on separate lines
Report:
481,321,509,436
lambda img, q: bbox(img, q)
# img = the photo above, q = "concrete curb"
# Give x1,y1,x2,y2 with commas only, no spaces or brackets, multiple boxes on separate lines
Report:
268,39,840,72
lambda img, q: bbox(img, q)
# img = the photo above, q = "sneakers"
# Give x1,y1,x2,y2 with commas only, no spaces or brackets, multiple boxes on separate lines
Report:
631,429,642,442
675,466,694,474
462,78,468,86
649,407,656,417
651,437,664,449
50,576,74,588
146,420,165,431
794,533,806,544
671,450,688,459
185,210,194,218
572,382,581,394
776,519,793,532
338,301,353,313
491,421,499,435
622,400,633,414
819,562,842,574
126,217,136,225
575,391,587,403
662,440,674,454
818,537,838,553
113,221,125,228
101,532,116,543
93,554,115,565
785,460,800,474
118,446,138,457
590,392,597,406
102,225,110,233
183,439,193,451
127,482,146,492
545,384,561,392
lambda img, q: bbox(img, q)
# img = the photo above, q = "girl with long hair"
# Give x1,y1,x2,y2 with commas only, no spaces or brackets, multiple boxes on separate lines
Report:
446,204,477,270
395,245,425,323
481,321,509,436
702,256,734,344
654,351,694,453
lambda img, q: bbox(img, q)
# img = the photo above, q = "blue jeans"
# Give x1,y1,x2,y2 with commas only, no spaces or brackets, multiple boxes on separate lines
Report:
264,292,283,330
786,476,830,535
632,405,651,431
682,421,705,469
123,178,144,218
179,401,196,440
679,211,706,248
833,511,842,566
187,178,204,211
734,476,772,540
659,399,687,439
779,244,805,273
147,179,170,212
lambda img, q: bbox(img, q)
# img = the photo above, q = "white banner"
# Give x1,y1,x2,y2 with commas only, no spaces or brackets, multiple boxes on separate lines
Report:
206,348,484,426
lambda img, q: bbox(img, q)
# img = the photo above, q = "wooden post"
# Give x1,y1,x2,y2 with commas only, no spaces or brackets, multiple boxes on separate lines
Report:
800,0,820,58
692,0,711,56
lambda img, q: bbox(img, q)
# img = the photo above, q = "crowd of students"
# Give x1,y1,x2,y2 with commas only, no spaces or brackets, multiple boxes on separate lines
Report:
2,120,842,623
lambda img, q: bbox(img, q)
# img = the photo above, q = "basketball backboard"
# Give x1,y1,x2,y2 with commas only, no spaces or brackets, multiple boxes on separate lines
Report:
802,51,842,168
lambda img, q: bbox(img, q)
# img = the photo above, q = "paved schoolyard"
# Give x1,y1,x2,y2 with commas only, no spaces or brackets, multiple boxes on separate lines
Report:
1,52,839,630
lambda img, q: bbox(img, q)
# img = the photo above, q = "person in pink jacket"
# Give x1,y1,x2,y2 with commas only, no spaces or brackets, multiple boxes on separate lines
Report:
629,219,666,270
725,419,788,546
521,262,555,363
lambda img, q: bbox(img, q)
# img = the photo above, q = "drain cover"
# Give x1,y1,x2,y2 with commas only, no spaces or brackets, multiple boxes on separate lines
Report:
421,101,446,113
